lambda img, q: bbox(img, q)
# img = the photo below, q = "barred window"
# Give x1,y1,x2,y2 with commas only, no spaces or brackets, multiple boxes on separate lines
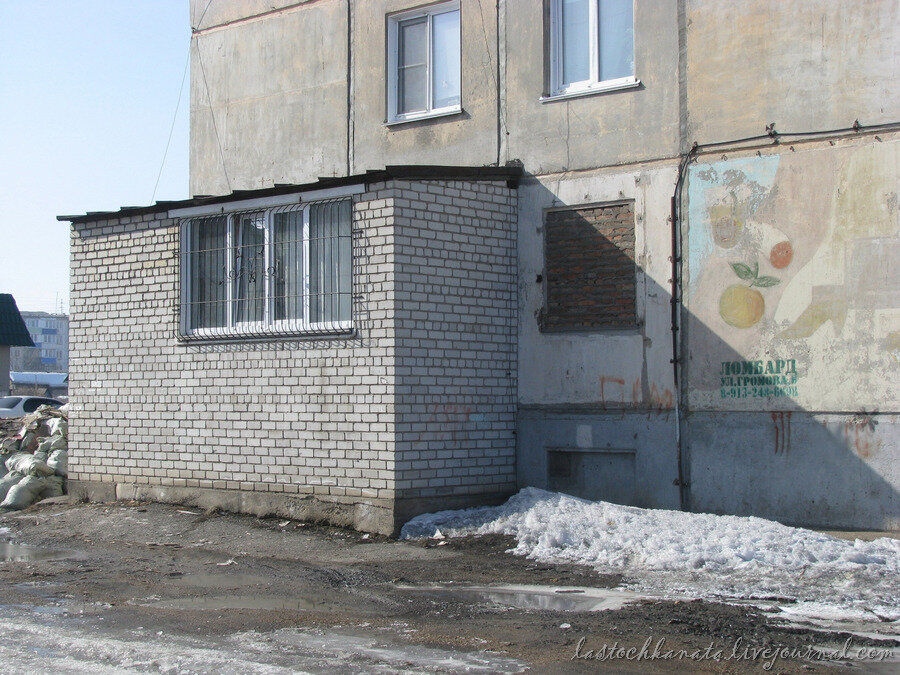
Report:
180,200,352,339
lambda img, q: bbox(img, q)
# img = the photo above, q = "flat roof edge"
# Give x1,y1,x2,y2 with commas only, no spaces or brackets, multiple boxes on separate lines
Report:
58,165,523,224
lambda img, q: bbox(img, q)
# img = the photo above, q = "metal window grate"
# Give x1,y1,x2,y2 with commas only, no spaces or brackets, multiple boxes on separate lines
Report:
178,199,353,341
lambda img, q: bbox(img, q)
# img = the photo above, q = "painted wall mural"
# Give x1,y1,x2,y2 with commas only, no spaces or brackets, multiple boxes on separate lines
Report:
684,137,900,411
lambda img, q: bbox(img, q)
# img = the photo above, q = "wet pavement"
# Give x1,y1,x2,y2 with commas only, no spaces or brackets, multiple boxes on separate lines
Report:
0,499,896,673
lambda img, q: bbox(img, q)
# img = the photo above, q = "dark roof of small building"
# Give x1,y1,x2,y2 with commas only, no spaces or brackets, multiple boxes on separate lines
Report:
0,294,36,347
58,164,524,224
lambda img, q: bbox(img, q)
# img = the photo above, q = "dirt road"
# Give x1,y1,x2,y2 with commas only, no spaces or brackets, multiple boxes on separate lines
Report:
0,498,895,673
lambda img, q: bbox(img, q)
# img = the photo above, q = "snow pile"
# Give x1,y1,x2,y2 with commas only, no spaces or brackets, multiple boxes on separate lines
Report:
401,488,900,619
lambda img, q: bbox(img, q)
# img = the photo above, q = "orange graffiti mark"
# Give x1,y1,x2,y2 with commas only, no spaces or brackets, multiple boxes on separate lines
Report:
771,411,791,454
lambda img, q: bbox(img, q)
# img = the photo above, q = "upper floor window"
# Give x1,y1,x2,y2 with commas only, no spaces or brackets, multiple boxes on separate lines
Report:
387,1,461,123
548,0,635,99
179,200,352,340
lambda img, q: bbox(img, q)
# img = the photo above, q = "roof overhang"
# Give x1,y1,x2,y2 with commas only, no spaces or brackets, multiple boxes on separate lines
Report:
58,165,523,224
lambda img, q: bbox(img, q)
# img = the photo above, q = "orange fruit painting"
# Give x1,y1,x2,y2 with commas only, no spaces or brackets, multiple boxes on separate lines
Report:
719,285,765,328
719,261,780,329
769,241,793,269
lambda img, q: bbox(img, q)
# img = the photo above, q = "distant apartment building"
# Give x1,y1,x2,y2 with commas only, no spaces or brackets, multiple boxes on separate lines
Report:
11,312,69,373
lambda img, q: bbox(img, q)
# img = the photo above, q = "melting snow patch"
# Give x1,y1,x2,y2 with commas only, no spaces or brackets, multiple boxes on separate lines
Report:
401,488,900,623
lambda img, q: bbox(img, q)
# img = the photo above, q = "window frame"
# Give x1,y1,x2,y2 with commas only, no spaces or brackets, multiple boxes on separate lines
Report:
544,0,639,102
386,0,462,124
178,199,354,341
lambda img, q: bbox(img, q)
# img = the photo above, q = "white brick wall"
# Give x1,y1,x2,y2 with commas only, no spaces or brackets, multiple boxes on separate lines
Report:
68,179,517,529
393,180,518,503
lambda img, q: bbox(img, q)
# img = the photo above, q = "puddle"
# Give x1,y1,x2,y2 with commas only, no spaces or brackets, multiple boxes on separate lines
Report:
172,572,274,589
0,543,76,563
398,583,650,612
141,594,331,612
261,627,526,673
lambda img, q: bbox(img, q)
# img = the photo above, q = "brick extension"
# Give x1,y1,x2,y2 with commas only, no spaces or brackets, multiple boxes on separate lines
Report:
67,178,517,534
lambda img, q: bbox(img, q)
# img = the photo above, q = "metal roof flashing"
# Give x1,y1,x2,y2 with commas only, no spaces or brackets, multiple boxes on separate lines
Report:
57,165,523,224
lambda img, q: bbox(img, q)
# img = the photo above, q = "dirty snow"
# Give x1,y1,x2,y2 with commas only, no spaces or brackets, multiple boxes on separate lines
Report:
401,488,900,622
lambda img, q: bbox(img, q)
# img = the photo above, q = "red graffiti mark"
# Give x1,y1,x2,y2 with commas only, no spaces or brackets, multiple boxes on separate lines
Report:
632,379,641,404
843,416,879,459
408,404,473,445
599,376,626,409
648,385,675,420
771,411,792,454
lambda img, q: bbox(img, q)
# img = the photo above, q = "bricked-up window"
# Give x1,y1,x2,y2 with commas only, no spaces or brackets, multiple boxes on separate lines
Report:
542,201,637,331
179,199,352,340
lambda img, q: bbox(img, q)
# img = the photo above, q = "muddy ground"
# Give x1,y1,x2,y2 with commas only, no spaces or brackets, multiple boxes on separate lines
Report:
0,498,896,673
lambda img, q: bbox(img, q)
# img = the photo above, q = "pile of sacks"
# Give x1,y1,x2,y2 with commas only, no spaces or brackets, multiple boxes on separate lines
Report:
0,405,68,510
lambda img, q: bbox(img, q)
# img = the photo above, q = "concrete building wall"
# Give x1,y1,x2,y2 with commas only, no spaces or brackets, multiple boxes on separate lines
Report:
173,0,900,529
350,0,500,172
190,0,350,195
685,0,899,144
503,0,682,172
514,164,682,510
681,133,900,529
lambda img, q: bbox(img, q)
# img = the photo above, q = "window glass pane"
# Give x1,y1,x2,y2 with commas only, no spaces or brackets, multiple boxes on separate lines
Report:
309,200,351,324
598,0,633,81
431,10,460,109
273,209,304,321
561,0,591,85
232,213,266,324
188,216,227,329
398,18,427,113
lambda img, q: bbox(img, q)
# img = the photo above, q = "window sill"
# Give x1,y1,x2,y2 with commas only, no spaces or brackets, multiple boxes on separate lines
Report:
540,77,641,103
385,106,464,127
178,324,355,343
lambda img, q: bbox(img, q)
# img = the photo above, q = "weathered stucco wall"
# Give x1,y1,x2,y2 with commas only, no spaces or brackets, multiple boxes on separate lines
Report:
682,133,900,529
518,165,678,407
503,0,681,172
190,0,349,195
685,0,899,143
515,164,682,511
350,0,500,172
684,135,900,413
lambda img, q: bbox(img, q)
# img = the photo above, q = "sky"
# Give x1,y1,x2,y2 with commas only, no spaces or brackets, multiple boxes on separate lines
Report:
0,1,191,314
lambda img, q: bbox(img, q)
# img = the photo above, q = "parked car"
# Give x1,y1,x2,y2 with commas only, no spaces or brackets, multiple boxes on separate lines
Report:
0,396,63,418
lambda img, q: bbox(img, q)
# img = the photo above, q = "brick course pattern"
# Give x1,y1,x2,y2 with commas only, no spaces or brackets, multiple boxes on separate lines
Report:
68,179,516,532
542,201,637,331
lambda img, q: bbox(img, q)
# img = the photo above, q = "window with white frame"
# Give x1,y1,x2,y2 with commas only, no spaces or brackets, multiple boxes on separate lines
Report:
180,199,352,339
387,1,461,123
548,0,635,98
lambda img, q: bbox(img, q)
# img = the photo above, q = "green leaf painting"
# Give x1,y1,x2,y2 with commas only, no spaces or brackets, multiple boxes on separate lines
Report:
729,260,780,287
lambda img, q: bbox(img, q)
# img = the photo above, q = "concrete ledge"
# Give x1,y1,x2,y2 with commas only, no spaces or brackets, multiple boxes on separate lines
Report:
394,490,515,532
68,480,395,535
68,480,117,503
